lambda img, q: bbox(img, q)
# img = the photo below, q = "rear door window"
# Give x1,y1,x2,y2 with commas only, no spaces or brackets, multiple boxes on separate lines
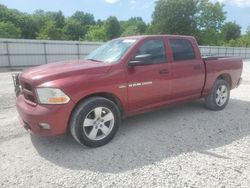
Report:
170,39,196,62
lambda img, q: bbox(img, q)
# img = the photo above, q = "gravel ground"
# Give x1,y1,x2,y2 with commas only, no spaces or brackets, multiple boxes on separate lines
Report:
0,61,250,188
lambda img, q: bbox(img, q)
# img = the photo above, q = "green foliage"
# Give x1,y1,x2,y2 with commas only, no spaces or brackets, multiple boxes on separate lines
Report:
0,2,248,47
0,21,21,38
221,22,241,41
247,26,250,34
224,27,250,47
196,0,226,31
36,21,65,40
105,16,121,40
121,17,147,36
85,25,106,41
32,10,65,32
46,11,65,28
121,25,140,36
152,0,197,35
0,5,38,38
195,0,226,45
96,19,104,26
225,33,250,47
63,18,87,40
72,11,95,25
197,29,224,46
151,0,226,45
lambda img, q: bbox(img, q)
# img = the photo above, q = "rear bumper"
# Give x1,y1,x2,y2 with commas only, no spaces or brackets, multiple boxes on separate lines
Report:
16,95,75,136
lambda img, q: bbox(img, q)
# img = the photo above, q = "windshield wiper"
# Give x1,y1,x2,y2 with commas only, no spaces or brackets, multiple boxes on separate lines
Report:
86,58,103,62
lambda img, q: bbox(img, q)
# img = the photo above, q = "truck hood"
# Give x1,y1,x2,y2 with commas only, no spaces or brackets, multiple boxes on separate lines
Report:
20,60,112,85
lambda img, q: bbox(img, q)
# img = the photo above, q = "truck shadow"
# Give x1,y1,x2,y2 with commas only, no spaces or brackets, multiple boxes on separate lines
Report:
31,98,250,173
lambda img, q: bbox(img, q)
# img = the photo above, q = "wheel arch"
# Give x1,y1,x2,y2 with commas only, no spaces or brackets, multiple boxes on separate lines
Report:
216,73,232,89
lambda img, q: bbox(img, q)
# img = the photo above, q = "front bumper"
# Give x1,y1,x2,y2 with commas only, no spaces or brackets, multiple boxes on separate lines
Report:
16,95,75,136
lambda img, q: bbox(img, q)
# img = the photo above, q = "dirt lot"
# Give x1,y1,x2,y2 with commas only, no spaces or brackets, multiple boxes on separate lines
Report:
0,62,250,187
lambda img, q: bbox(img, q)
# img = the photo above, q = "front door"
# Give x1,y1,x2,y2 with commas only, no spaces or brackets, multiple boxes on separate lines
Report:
126,38,172,111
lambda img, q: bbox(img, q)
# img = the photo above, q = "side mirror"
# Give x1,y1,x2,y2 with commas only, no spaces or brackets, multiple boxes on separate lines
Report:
128,54,152,66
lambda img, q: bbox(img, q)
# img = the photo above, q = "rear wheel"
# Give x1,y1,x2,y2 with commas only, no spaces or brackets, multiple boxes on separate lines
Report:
205,79,230,111
70,97,121,147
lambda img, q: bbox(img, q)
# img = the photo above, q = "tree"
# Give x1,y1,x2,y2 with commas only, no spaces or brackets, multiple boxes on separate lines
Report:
63,18,87,40
36,21,64,40
225,32,250,47
121,25,140,36
0,5,38,38
151,0,226,45
46,11,65,28
223,24,250,47
247,26,250,34
196,0,226,31
0,2,236,45
96,19,104,26
19,14,39,39
221,22,241,41
72,11,95,25
32,10,66,38
85,25,106,41
237,34,250,47
151,0,197,35
105,16,120,40
228,36,250,47
120,17,147,36
0,21,21,38
198,29,224,45
196,0,226,45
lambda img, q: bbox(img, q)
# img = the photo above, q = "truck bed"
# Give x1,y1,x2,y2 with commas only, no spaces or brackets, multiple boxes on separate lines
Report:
202,56,243,96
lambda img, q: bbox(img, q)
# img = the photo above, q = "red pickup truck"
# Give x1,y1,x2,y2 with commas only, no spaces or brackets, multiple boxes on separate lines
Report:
14,35,243,147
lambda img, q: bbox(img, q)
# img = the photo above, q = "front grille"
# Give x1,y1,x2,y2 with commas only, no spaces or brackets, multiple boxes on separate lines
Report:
20,81,36,104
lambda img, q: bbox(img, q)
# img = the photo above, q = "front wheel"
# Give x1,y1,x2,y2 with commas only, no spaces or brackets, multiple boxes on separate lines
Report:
205,79,230,111
70,97,121,147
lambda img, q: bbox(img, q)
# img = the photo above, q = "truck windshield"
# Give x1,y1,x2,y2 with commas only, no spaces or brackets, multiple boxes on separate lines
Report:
85,39,137,63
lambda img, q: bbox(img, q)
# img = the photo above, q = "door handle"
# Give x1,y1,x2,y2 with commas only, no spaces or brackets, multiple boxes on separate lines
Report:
193,65,202,70
159,69,169,74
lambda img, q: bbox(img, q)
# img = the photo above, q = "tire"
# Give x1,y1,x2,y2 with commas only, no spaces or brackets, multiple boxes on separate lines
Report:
205,79,230,111
69,97,121,147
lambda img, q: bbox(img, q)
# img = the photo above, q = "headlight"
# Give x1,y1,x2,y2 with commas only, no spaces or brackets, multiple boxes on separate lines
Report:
36,88,70,104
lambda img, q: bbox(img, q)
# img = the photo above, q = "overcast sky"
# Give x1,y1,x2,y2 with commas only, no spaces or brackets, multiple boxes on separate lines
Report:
0,0,249,33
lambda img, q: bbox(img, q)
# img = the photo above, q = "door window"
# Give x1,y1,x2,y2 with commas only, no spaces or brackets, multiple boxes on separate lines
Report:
135,39,166,64
170,39,196,62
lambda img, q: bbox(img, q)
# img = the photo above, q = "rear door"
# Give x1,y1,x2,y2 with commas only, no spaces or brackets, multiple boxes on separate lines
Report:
169,38,205,99
126,38,172,111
